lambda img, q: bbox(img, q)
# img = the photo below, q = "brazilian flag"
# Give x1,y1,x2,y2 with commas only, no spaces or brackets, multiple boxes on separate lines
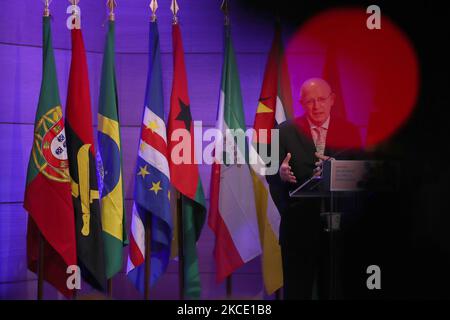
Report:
97,20,128,279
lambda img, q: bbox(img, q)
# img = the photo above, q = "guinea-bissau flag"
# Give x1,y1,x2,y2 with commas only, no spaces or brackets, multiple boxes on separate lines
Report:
251,23,293,294
65,27,106,291
24,16,77,298
167,22,206,299
97,20,128,280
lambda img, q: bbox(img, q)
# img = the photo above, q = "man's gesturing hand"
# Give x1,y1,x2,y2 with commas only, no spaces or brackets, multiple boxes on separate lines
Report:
313,152,334,176
279,153,297,184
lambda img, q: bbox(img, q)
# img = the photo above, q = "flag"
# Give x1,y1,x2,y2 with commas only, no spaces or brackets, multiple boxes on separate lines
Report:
97,20,127,280
24,16,77,298
322,47,347,119
208,24,262,284
65,27,106,291
251,24,293,294
126,20,172,292
167,23,206,299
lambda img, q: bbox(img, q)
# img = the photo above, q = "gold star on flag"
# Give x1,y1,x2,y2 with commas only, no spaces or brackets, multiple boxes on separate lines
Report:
149,181,162,195
146,120,160,133
137,165,150,178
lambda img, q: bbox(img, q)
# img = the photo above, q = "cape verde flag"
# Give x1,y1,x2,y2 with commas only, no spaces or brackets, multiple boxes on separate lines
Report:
127,20,172,292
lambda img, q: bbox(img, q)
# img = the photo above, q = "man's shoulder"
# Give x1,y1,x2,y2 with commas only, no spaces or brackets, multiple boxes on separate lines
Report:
276,120,294,131
277,116,308,131
276,116,310,144
278,115,358,133
329,115,362,150
331,115,359,131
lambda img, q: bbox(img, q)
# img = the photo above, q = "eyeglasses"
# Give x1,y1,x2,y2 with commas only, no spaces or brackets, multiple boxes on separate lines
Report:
301,93,332,108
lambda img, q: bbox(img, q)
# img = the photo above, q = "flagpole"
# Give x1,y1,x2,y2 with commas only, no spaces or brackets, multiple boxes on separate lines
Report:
221,0,229,26
226,276,232,298
140,1,161,301
176,191,185,300
107,0,116,22
43,0,50,17
275,289,281,300
37,231,45,300
144,216,152,300
150,0,157,22
105,0,116,299
221,0,233,300
170,0,185,300
274,15,282,301
36,1,52,301
69,0,80,301
104,0,117,299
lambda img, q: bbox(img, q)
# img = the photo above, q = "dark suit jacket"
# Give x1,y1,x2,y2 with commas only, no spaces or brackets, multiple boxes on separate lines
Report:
267,115,362,247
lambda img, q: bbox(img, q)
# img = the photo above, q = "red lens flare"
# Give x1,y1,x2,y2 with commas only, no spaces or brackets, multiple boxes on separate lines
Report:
286,8,419,148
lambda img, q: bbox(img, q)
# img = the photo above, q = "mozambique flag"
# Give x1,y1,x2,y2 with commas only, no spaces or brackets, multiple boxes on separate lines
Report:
208,23,262,283
167,23,206,299
126,19,173,292
24,16,77,298
97,20,127,280
65,27,106,291
251,23,293,294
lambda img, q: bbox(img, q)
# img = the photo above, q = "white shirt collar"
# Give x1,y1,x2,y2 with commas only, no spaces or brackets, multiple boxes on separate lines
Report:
308,116,330,130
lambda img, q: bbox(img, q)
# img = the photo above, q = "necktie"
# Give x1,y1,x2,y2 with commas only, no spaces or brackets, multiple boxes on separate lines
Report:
313,127,326,155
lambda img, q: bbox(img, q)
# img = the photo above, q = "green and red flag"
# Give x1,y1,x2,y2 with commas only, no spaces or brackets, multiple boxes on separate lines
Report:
167,23,206,299
65,27,106,291
208,23,262,284
24,16,77,298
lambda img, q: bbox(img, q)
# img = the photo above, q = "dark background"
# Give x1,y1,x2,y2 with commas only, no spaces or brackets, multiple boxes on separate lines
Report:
241,0,450,299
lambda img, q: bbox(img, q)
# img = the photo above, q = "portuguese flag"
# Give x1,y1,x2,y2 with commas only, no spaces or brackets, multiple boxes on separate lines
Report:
65,27,106,291
167,23,206,299
24,16,77,298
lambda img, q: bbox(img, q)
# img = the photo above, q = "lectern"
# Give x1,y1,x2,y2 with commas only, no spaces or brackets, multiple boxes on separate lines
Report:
289,160,376,299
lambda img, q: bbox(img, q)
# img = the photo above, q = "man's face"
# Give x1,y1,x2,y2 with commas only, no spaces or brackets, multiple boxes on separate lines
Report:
300,83,334,126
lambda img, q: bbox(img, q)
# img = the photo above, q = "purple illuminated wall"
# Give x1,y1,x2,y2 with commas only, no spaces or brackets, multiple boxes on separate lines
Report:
0,0,366,299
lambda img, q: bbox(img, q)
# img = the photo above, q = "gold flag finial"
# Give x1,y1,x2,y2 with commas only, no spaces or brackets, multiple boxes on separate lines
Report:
150,0,158,22
221,0,229,26
170,0,179,25
43,0,52,17
107,0,117,21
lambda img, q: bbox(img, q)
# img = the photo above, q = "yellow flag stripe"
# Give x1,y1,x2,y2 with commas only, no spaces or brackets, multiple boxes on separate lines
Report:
250,169,283,294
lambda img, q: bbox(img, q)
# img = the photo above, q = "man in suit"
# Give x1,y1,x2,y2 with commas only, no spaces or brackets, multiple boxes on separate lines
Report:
267,78,361,299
